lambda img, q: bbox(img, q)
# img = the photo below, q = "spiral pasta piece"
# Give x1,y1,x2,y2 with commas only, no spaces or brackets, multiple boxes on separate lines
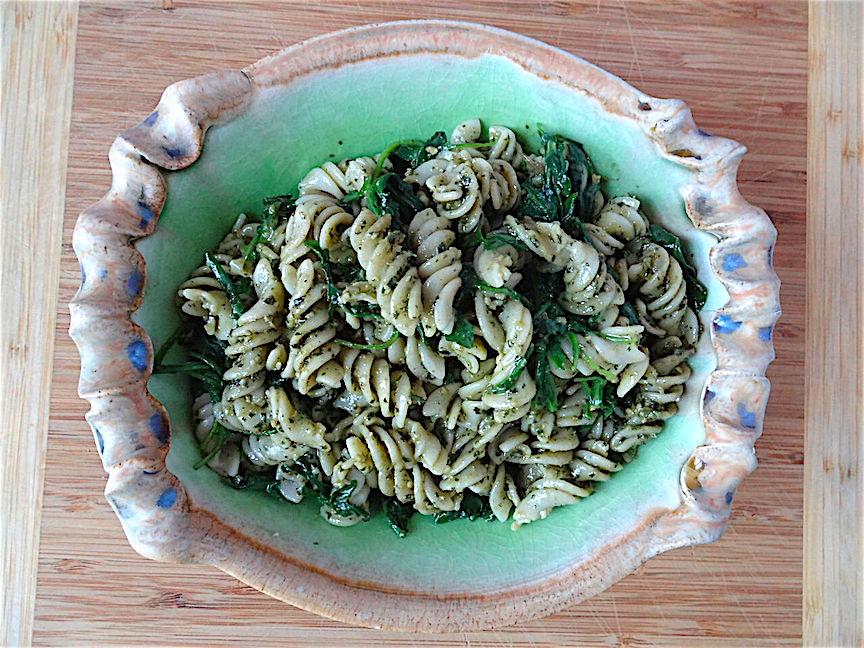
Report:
628,241,699,343
341,348,413,428
349,209,423,336
584,195,649,255
409,208,462,335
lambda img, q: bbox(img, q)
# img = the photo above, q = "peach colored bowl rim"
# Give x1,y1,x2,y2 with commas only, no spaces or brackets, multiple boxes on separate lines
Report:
70,20,780,632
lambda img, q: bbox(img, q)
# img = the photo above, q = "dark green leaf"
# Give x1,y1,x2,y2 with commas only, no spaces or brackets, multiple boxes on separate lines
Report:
303,240,340,315
223,473,279,492
433,492,494,523
393,132,447,168
444,317,474,348
335,329,399,350
284,458,370,521
205,252,246,320
241,194,296,268
481,232,530,251
648,224,708,311
193,421,230,469
488,356,527,393
384,498,416,538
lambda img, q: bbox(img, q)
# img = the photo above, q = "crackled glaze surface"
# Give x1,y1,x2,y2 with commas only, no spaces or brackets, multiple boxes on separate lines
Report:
70,21,779,632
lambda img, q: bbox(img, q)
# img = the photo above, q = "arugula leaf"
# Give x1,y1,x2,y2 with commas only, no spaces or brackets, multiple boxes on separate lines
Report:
303,240,340,315
152,321,192,370
488,356,527,394
241,194,296,269
341,302,383,320
335,329,399,350
444,317,474,348
205,252,246,320
481,232,530,251
285,457,370,521
331,261,365,283
153,324,226,404
573,376,614,419
460,266,532,308
337,189,363,207
366,173,425,231
384,498,416,538
393,131,447,168
648,224,708,311
223,473,279,492
433,492,495,523
532,341,558,412
518,128,600,241
193,421,230,470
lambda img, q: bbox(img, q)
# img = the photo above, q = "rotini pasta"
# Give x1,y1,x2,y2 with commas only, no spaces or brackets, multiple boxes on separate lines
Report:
165,120,706,535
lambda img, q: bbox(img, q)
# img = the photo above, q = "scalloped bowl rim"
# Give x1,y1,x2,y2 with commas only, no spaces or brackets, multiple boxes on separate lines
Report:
70,19,780,632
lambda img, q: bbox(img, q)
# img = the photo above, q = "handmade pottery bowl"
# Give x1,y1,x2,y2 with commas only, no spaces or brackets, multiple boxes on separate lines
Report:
71,20,779,632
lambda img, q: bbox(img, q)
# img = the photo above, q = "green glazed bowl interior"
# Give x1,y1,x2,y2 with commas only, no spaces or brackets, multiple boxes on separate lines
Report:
137,52,723,592
71,20,779,631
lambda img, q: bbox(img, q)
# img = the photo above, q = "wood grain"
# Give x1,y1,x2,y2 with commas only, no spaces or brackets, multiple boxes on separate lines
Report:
35,1,806,646
0,2,78,647
804,1,863,647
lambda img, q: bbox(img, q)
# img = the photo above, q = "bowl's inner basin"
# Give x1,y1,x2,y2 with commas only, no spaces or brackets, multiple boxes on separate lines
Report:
135,52,724,593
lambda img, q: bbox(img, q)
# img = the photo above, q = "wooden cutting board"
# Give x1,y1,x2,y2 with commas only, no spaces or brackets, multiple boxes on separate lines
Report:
18,1,813,645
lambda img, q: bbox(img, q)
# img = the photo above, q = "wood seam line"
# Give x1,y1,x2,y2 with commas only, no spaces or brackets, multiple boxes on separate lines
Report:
0,2,79,646
804,1,864,647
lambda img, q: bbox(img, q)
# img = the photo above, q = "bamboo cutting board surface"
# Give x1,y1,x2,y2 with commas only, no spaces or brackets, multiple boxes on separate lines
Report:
35,1,807,645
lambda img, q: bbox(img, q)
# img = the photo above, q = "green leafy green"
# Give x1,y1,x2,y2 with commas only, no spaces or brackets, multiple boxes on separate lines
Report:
223,473,280,494
488,356,527,394
574,376,616,419
241,194,296,269
205,252,246,320
444,317,474,348
481,232,530,251
460,266,532,308
519,128,600,241
384,498,416,538
303,240,340,315
368,173,426,231
152,321,191,370
153,323,226,404
335,329,399,350
648,224,708,311
433,492,495,523
193,421,230,470
284,458,369,521
393,131,447,168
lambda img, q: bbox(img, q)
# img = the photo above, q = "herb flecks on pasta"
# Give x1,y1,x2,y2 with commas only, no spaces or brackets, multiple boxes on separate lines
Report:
163,120,705,535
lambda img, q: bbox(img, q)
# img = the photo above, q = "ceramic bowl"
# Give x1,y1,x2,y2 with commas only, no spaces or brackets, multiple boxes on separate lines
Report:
71,20,780,632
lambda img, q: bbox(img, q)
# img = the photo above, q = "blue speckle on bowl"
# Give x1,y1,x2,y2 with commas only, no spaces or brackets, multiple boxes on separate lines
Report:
725,491,734,505
737,403,757,429
704,387,716,403
126,340,148,373
722,253,747,272
162,146,186,160
80,263,87,285
157,487,177,508
149,413,168,444
127,271,143,297
94,428,105,454
143,469,160,475
714,315,741,334
142,110,159,127
113,501,134,519
137,201,154,228
759,326,773,341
